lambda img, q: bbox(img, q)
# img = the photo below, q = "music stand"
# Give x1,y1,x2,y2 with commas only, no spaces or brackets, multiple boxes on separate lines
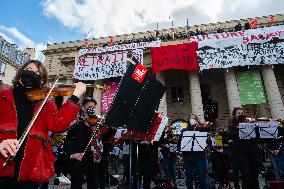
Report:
258,121,278,139
104,59,166,189
239,123,257,140
180,131,208,152
239,122,278,140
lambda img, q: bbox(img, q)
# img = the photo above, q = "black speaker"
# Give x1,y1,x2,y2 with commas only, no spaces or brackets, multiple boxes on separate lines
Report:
104,63,166,133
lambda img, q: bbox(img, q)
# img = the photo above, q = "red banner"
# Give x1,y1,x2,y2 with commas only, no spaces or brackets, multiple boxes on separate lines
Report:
150,42,199,74
101,80,119,113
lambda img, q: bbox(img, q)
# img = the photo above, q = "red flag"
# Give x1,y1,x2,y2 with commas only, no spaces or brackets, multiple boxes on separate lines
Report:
132,63,147,83
109,37,114,46
150,42,199,74
269,16,276,26
83,38,89,47
249,19,258,28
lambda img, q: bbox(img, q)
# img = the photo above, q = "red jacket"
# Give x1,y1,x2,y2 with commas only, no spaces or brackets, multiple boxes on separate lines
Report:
0,86,80,183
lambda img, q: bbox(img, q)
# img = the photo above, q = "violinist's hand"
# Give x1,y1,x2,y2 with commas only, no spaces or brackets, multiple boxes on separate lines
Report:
164,144,170,148
73,82,87,98
0,139,20,158
272,150,279,156
140,140,151,145
70,153,83,161
228,140,233,144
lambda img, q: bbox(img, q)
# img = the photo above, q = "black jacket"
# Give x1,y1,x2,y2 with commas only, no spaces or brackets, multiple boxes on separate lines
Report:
227,121,259,154
64,121,93,158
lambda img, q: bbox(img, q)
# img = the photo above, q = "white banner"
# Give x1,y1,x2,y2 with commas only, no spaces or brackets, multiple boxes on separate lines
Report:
190,25,284,49
131,49,144,64
79,40,161,56
153,115,169,142
198,42,284,70
73,51,127,80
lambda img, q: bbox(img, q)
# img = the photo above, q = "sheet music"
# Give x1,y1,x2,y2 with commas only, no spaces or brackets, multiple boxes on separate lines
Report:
114,128,127,139
239,123,257,139
180,131,208,151
258,121,278,139
170,144,177,152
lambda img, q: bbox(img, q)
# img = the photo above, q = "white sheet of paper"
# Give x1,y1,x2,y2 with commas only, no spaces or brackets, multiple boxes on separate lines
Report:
258,121,278,139
238,123,257,139
123,143,129,155
114,128,127,139
180,131,208,152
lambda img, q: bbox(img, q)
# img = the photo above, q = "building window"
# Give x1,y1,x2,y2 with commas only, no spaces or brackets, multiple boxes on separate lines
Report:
0,60,6,75
171,86,184,103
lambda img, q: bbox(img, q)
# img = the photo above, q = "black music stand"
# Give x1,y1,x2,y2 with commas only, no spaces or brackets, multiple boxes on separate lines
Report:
104,61,166,189
238,122,278,140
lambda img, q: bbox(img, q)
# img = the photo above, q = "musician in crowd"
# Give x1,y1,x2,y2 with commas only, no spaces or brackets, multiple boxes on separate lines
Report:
227,107,261,189
0,60,86,189
64,97,103,189
111,144,121,178
122,140,130,184
178,114,208,189
99,126,116,187
209,131,231,188
268,120,284,180
160,130,178,186
138,139,159,189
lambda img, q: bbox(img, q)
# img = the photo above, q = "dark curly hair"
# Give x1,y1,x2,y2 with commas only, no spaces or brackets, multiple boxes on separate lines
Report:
12,60,48,88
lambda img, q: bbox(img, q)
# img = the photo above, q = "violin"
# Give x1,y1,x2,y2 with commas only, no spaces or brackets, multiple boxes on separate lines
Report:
25,83,110,101
86,116,102,126
192,121,215,131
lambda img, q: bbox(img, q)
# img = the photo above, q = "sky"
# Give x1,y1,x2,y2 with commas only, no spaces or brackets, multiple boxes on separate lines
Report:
0,0,284,61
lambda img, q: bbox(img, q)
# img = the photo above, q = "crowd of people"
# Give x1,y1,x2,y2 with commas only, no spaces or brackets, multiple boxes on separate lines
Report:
1,60,284,189
92,20,284,48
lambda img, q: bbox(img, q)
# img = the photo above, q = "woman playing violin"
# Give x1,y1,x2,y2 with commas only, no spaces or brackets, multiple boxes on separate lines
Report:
0,60,86,189
64,97,103,189
178,114,208,189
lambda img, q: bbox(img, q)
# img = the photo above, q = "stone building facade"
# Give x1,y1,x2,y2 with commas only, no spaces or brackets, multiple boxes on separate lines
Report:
0,36,32,85
43,13,284,129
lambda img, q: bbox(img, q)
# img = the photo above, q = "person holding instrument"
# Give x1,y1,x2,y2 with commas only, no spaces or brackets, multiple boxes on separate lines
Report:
64,97,103,189
227,107,261,189
178,114,208,189
0,60,86,189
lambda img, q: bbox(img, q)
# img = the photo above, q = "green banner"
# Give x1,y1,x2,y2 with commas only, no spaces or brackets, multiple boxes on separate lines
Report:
235,70,267,105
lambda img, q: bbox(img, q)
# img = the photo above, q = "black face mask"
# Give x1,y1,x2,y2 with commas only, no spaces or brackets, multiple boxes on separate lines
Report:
237,114,246,122
20,70,42,89
86,107,96,118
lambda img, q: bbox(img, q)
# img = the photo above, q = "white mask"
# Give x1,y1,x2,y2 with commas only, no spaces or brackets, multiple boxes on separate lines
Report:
190,119,197,126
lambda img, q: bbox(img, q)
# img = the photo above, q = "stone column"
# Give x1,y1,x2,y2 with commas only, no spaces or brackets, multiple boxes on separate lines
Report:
156,72,167,114
261,65,284,119
93,80,102,115
224,69,241,115
189,71,204,122
256,104,269,118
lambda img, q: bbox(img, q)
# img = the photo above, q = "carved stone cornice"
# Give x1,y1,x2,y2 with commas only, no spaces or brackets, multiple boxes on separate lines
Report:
0,54,21,69
42,47,77,55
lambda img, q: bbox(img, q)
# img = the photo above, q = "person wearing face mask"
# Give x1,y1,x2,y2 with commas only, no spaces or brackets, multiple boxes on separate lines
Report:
228,107,261,189
0,60,86,189
178,114,208,189
64,97,104,189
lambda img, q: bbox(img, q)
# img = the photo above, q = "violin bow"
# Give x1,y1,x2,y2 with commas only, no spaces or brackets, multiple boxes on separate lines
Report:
3,76,60,166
